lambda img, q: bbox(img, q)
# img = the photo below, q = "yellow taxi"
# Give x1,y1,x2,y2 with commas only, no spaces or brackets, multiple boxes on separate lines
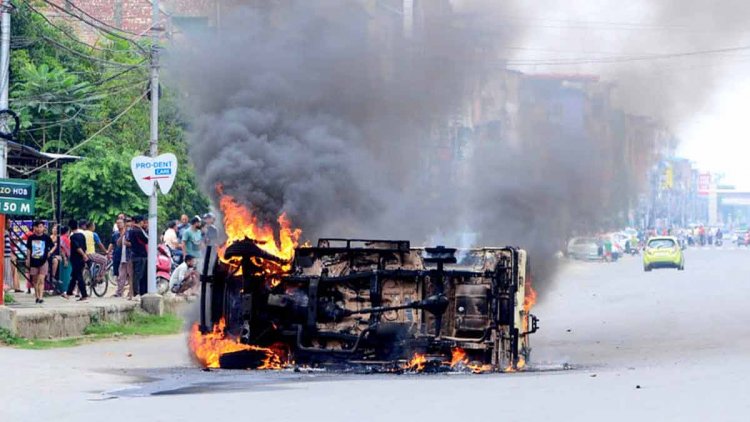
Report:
643,236,684,271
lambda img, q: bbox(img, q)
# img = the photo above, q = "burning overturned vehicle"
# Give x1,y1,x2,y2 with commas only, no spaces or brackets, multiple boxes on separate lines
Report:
189,195,539,373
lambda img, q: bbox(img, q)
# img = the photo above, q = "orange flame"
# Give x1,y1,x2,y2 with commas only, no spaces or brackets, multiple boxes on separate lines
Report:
217,189,301,275
521,277,537,336
523,283,537,314
450,347,493,373
188,318,283,369
449,347,467,368
402,353,427,372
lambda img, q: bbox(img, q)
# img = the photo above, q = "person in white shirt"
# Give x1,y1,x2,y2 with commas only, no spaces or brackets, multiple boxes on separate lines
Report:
169,254,199,295
163,221,180,250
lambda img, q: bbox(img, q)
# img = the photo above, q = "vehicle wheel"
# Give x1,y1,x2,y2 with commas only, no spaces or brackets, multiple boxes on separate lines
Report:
83,268,94,296
91,275,109,297
156,277,170,295
644,265,652,272
107,268,117,287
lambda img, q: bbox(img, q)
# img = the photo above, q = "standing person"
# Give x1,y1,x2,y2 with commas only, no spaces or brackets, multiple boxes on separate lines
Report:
176,214,190,239
163,220,179,250
181,217,203,269
59,226,72,294
4,219,20,293
163,220,182,265
47,224,60,291
21,227,32,294
113,218,134,299
129,215,149,298
25,221,54,304
112,213,125,233
63,219,89,302
202,212,219,250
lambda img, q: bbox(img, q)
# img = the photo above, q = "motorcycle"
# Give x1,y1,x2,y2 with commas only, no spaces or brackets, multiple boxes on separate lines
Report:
156,244,173,294
626,240,640,256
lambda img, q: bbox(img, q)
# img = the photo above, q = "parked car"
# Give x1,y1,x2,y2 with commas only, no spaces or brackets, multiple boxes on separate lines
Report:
567,237,601,260
643,236,684,271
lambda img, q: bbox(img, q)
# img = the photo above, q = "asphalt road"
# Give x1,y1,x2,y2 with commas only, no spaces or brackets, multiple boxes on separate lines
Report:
2,247,749,422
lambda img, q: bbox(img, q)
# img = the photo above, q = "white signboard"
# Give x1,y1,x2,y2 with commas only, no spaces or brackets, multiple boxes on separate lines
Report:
131,153,178,195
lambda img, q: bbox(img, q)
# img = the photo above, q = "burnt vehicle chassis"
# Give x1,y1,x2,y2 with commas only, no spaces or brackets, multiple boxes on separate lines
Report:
199,239,539,371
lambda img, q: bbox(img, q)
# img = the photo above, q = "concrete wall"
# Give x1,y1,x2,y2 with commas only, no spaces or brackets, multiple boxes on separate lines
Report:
0,301,137,339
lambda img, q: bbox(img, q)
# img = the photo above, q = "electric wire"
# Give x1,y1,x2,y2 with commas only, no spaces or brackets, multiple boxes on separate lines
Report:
35,0,150,56
20,0,148,56
22,91,147,175
503,43,750,66
38,34,148,68
9,61,147,103
55,0,146,38
14,79,147,108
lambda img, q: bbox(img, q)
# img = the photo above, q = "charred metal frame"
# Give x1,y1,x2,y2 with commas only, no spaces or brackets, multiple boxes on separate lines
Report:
199,238,537,370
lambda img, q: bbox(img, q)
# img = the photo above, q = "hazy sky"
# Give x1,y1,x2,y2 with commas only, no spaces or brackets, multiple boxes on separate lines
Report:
491,0,750,188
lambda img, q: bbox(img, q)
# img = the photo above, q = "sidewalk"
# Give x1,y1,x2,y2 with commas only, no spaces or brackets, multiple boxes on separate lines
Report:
0,293,138,339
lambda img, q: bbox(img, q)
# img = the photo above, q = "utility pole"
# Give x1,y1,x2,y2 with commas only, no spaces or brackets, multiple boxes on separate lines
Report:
147,0,160,294
0,0,11,179
0,0,10,306
403,0,414,39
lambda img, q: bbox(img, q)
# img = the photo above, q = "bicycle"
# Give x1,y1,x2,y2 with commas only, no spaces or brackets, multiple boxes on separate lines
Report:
83,255,114,297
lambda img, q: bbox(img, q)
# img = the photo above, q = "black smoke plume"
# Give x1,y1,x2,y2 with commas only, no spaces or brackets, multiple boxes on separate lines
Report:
169,1,672,297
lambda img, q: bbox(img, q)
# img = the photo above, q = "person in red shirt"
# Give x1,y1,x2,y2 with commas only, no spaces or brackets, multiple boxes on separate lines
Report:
59,226,72,294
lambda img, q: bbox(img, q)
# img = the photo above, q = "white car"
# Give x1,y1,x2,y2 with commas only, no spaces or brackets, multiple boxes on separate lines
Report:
567,237,601,260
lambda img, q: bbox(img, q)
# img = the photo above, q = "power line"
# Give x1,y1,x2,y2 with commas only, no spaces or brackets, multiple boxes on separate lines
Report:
23,91,147,175
504,43,750,67
13,79,147,107
38,34,148,68
8,63,146,105
35,0,149,56
60,0,145,38
20,0,147,56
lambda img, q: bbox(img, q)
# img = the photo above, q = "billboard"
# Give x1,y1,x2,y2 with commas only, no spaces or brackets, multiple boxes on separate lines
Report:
698,173,711,195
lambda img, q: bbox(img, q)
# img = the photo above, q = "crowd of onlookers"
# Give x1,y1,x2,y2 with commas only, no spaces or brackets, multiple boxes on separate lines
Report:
2,211,219,306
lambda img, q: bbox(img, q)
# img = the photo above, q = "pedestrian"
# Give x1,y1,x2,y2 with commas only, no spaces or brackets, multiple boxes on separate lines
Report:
169,254,200,296
25,221,54,304
47,223,60,292
21,226,32,294
59,226,72,294
181,216,203,269
176,214,190,239
163,220,179,250
63,219,89,302
112,213,125,233
113,218,134,299
202,212,219,250
129,215,149,298
4,219,20,293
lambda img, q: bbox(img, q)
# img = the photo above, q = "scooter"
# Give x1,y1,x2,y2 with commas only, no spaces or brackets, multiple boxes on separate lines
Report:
625,239,640,255
156,244,173,294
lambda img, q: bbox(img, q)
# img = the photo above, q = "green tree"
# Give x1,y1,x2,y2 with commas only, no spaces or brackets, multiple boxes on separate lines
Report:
7,3,209,233
61,139,147,228
13,62,92,150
